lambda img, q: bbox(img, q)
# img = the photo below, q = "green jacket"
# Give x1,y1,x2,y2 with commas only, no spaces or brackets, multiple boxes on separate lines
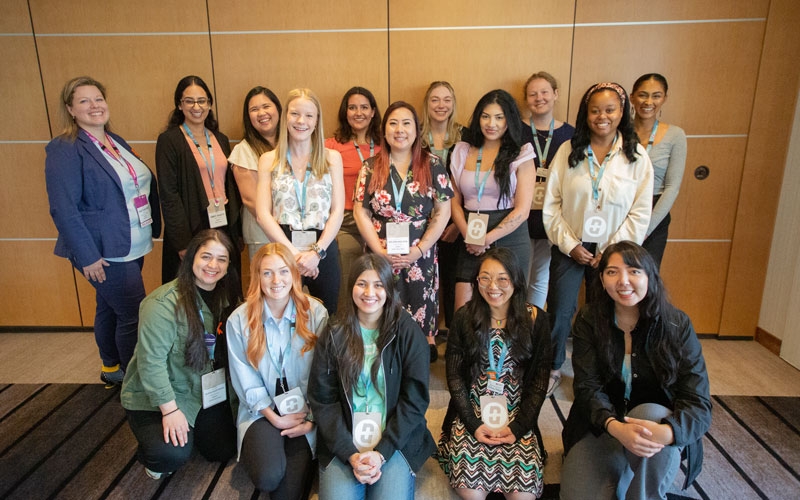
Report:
121,279,217,426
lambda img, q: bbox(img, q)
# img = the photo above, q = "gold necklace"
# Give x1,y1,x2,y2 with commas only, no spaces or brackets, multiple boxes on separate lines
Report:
491,317,506,327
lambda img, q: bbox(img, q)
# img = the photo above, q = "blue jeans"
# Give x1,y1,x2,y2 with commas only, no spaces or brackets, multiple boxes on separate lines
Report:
527,238,552,309
319,451,415,500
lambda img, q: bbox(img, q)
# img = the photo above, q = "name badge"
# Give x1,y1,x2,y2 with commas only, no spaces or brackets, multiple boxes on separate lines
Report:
207,202,227,228
133,194,153,227
353,412,382,452
201,367,226,409
273,386,308,416
487,378,504,395
582,209,609,243
536,167,549,179
480,395,509,429
385,222,410,255
531,185,546,210
465,212,489,246
291,230,316,251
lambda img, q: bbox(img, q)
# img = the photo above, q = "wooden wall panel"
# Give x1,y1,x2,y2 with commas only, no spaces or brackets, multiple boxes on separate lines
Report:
389,0,574,27
388,28,574,126
0,145,55,238
208,0,385,30
1,37,51,140
569,22,764,134
719,0,800,337
0,0,32,33
574,0,768,22
211,32,389,141
660,242,730,334
0,242,81,326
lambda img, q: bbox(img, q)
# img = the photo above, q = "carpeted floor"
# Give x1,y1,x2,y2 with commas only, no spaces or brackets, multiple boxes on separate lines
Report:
1,384,798,499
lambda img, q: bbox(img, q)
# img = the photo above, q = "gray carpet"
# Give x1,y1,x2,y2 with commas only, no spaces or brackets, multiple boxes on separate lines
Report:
1,384,798,499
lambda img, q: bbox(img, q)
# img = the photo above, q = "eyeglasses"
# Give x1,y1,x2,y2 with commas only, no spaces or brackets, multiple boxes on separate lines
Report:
181,98,210,108
477,275,512,289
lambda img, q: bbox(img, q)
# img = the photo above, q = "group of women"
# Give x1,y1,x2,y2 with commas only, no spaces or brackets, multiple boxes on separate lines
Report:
45,71,707,500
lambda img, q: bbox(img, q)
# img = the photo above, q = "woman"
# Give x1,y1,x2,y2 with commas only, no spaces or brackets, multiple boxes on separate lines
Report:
325,87,382,311
421,81,464,335
121,229,238,479
308,254,434,500
543,82,653,396
631,74,687,269
230,86,282,260
450,89,536,311
560,241,711,500
438,247,550,500
156,75,242,284
256,88,344,314
522,72,575,309
227,243,328,497
45,76,161,386
353,101,453,361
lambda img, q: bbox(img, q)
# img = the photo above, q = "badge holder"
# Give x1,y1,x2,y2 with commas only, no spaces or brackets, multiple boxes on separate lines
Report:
133,194,153,227
480,395,509,429
386,222,410,255
292,230,316,252
465,212,489,246
531,185,546,210
582,209,609,243
201,367,227,409
207,200,227,228
274,386,308,416
353,412,382,452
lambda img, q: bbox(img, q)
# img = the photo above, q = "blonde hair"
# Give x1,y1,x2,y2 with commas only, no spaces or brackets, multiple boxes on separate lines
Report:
244,243,316,368
420,81,461,150
59,76,110,141
272,88,329,179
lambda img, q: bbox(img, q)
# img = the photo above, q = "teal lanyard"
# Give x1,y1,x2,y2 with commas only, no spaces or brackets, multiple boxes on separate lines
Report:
353,138,374,164
486,336,508,380
182,123,218,202
197,305,216,361
428,131,450,164
474,146,494,207
358,373,374,412
390,163,410,213
645,120,659,153
586,135,617,205
264,301,296,391
287,150,312,220
530,118,555,169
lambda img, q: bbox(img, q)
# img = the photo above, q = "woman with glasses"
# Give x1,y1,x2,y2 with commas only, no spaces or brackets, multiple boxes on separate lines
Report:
437,247,550,500
156,75,242,284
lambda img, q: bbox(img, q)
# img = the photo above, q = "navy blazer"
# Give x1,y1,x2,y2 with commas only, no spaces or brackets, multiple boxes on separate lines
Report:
45,130,162,269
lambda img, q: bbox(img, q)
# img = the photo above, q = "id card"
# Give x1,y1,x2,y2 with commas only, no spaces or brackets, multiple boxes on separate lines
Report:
531,185,546,210
465,212,489,246
274,386,308,416
201,367,226,409
133,194,153,227
385,222,410,255
582,209,609,243
353,412,382,452
536,167,550,179
480,395,509,429
291,230,316,252
487,378,504,395
207,202,227,228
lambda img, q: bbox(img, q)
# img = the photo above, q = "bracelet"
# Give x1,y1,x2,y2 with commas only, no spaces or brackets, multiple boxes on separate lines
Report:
416,245,424,259
162,408,179,417
604,417,616,431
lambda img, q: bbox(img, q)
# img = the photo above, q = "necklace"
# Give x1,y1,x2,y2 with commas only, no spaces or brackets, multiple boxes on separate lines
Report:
491,317,506,327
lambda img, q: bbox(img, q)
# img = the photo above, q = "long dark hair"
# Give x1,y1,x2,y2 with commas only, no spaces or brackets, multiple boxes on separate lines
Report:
333,86,382,144
330,254,403,395
461,247,534,379
166,75,218,131
242,86,282,158
176,229,238,371
464,89,524,208
568,82,638,168
592,241,682,386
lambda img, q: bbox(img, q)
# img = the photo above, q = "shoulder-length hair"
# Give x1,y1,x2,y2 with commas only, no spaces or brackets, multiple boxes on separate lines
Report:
59,76,112,141
367,101,432,196
329,254,403,395
591,241,682,386
420,81,461,150
241,86,282,158
464,89,524,208
461,247,534,379
568,82,638,168
333,86,382,144
272,88,329,179
244,243,315,368
176,229,238,371
166,75,218,132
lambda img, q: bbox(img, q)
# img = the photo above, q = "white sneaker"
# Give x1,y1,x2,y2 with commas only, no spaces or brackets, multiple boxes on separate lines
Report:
144,467,163,480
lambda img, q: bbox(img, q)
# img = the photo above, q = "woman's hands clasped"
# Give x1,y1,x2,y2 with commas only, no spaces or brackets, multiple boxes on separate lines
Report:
349,451,384,484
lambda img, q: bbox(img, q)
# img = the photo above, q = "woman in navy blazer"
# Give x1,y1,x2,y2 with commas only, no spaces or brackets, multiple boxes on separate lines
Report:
45,76,161,386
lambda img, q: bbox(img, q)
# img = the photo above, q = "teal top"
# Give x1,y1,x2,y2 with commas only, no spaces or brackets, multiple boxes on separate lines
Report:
352,327,387,428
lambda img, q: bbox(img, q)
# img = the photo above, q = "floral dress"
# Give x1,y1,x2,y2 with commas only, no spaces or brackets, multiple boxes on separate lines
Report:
355,154,453,337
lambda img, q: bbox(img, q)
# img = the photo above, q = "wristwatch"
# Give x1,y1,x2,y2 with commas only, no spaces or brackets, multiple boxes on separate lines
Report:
311,243,326,259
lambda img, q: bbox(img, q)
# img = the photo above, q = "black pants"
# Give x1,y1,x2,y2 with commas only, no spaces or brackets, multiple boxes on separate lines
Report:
126,402,236,473
240,418,314,498
280,225,340,315
642,212,671,270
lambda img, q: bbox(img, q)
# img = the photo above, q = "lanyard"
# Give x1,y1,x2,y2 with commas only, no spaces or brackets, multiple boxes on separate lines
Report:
287,150,312,220
182,123,218,200
486,336,508,380
264,300,296,390
428,131,450,165
530,118,555,169
390,163,410,213
353,138,374,164
645,120,659,153
586,135,618,204
474,146,494,206
85,131,141,192
197,305,216,361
